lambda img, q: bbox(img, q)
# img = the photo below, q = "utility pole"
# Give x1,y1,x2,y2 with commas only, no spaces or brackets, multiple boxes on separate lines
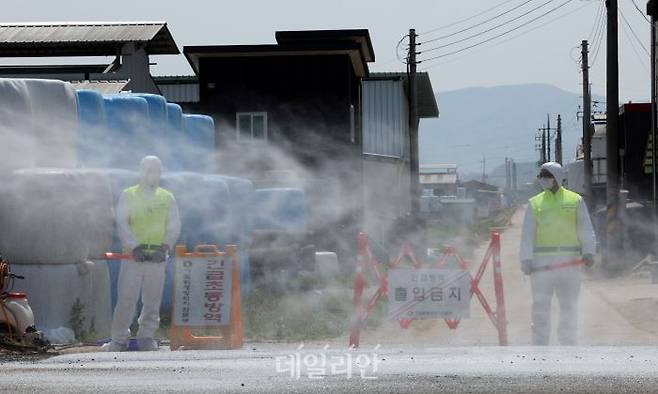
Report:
408,28,420,216
648,0,658,255
606,0,621,271
541,125,547,164
512,160,518,190
480,155,486,183
556,114,563,165
535,131,544,165
505,157,511,190
581,39,594,208
546,114,551,161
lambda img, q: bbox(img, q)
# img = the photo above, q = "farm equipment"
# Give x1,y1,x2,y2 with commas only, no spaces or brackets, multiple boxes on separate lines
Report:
0,255,50,352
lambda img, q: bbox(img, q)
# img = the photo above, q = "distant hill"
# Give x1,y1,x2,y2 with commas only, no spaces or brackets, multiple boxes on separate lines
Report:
419,83,602,178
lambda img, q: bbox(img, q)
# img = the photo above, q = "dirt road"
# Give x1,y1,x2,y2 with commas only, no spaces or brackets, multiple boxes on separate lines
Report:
359,207,658,347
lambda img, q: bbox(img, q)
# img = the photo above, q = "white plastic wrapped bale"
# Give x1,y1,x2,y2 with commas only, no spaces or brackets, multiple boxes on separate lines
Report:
0,79,34,171
9,261,112,343
0,168,90,264
24,79,78,168
0,78,78,172
76,169,115,260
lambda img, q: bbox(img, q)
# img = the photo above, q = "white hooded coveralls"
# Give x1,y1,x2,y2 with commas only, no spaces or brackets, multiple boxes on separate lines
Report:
519,162,596,345
110,156,181,347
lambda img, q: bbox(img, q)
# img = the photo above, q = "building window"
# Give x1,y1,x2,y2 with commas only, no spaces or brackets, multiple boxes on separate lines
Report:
236,112,267,141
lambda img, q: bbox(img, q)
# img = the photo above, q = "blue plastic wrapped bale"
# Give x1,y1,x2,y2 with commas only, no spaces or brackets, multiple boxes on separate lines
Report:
183,114,215,172
103,95,149,169
253,188,307,231
194,176,231,247
164,103,184,171
160,172,205,311
76,89,108,167
132,94,168,159
204,175,255,246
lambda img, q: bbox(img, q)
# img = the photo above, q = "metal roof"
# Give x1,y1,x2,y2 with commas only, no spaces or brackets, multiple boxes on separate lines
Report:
0,22,179,56
69,80,129,94
275,29,374,62
368,72,439,118
184,29,374,78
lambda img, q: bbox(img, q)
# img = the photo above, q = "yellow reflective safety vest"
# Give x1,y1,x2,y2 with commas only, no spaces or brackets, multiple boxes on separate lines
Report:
123,185,174,249
529,187,581,256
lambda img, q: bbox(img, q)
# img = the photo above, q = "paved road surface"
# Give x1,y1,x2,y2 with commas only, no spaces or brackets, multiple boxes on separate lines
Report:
1,345,658,393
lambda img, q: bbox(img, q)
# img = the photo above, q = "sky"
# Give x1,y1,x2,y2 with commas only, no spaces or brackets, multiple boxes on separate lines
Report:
1,0,652,100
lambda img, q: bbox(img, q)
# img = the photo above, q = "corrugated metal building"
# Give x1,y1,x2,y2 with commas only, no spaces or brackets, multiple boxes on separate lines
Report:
361,72,439,248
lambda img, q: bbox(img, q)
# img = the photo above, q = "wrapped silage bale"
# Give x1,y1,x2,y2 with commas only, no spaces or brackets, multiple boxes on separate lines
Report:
0,168,90,264
164,103,184,171
24,79,79,168
11,261,111,341
205,175,255,295
183,114,215,172
132,93,168,159
103,95,149,169
76,89,109,168
253,188,307,232
0,79,34,172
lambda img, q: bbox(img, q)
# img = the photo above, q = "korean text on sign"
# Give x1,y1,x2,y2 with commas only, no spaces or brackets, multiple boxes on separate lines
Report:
173,256,232,326
387,268,470,320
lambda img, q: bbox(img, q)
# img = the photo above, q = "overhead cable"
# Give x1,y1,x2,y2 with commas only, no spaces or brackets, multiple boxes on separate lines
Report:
419,0,575,64
420,0,591,70
419,0,555,53
420,0,536,44
420,0,521,35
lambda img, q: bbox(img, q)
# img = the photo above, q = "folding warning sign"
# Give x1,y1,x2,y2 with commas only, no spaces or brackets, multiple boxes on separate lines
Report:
387,268,471,321
349,232,508,347
169,244,243,350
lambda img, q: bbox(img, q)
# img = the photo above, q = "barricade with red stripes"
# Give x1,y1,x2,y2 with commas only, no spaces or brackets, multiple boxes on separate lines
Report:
349,231,508,347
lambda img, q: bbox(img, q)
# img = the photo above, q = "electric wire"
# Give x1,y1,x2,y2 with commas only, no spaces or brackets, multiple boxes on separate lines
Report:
419,0,536,44
590,7,607,66
618,6,650,57
418,0,575,65
421,0,592,70
396,34,410,64
619,9,651,73
587,0,605,43
419,0,556,53
630,0,651,23
420,0,520,35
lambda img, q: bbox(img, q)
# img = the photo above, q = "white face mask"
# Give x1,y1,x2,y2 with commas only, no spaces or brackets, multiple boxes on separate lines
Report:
538,177,555,190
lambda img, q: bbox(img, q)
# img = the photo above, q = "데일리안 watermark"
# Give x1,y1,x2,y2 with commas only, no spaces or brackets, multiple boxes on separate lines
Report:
275,344,381,380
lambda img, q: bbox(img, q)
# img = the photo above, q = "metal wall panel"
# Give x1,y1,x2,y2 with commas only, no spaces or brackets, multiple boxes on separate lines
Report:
362,79,408,158
157,83,200,103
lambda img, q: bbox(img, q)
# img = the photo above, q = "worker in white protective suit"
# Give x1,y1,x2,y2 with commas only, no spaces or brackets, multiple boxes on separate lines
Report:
108,156,181,351
520,162,596,346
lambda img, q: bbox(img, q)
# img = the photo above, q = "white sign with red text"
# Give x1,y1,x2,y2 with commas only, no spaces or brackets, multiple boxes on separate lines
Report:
173,255,232,326
387,268,471,320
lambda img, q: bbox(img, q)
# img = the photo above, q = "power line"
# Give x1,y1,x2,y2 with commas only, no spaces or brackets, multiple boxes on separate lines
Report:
421,0,592,70
419,0,555,54
619,9,651,73
590,6,607,66
420,0,521,35
419,0,536,45
630,0,651,23
587,0,604,42
618,6,650,57
395,34,410,64
419,0,575,65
